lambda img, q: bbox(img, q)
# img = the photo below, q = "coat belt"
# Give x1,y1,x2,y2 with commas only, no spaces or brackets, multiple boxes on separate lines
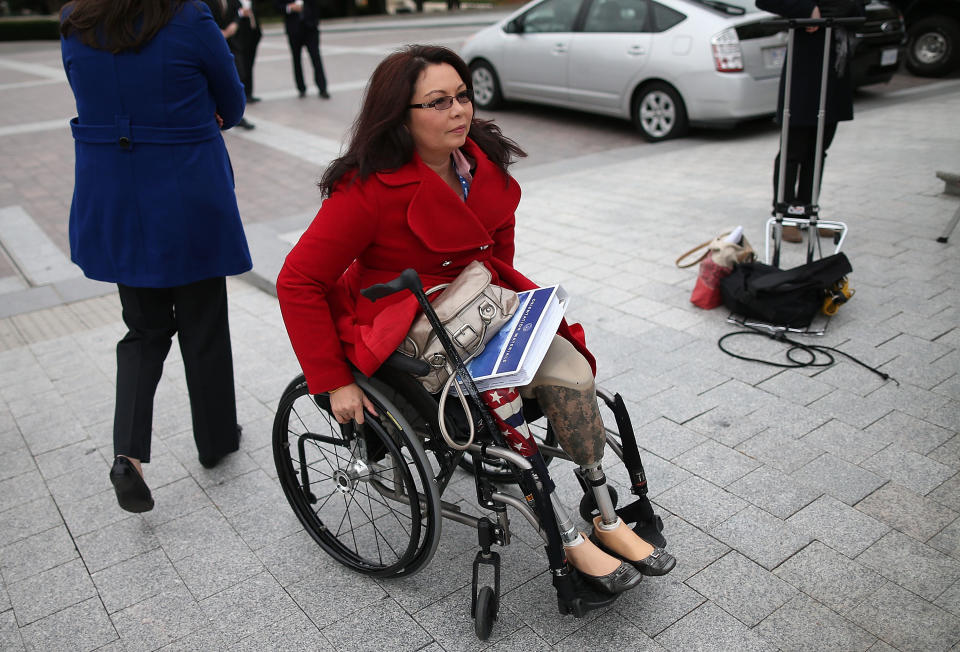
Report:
69,117,220,149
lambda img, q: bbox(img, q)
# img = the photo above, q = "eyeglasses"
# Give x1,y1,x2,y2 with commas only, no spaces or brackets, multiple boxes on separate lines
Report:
408,89,474,111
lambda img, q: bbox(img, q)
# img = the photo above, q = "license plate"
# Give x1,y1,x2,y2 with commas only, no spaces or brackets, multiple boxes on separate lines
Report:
763,45,786,69
881,48,898,66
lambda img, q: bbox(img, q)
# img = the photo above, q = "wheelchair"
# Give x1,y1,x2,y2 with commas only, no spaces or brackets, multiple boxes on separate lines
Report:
272,269,669,640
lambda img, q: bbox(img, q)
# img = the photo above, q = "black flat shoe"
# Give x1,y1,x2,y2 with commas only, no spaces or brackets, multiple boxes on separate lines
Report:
198,425,242,469
590,533,677,577
318,90,330,99
110,457,154,513
578,561,642,595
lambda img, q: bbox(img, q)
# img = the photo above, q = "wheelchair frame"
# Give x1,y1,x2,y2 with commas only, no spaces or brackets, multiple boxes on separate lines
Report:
272,269,666,640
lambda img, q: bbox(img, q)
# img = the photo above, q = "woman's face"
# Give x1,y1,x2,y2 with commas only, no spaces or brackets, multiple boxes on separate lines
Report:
406,63,473,164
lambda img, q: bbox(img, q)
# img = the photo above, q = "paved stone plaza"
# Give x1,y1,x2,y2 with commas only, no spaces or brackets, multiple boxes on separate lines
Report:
0,14,959,652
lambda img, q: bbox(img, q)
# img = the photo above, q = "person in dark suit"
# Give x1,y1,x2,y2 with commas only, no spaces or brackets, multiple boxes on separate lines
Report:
60,0,251,513
756,0,864,241
276,0,330,99
228,0,262,105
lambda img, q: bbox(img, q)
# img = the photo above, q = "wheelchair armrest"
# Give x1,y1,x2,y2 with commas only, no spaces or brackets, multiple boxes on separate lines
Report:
383,351,432,377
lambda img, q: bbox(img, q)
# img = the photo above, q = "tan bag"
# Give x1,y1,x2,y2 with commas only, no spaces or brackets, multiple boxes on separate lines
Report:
398,260,519,393
675,232,756,270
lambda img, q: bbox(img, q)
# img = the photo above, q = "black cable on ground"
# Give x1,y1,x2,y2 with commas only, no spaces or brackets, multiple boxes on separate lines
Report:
717,322,898,385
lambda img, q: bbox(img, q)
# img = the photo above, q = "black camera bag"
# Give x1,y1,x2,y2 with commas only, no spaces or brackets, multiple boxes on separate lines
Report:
720,253,852,327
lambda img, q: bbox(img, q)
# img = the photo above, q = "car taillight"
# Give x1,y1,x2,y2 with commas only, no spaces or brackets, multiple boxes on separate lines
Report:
711,28,744,72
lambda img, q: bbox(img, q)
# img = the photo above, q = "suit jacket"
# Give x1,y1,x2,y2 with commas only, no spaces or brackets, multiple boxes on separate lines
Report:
61,1,252,287
276,138,593,393
275,0,322,29
756,0,865,125
226,0,262,52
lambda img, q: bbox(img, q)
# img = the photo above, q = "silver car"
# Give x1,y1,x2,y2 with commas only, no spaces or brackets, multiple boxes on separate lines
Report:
460,0,787,141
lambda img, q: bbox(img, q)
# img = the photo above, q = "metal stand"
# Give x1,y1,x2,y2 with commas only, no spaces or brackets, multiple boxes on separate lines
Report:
937,203,960,243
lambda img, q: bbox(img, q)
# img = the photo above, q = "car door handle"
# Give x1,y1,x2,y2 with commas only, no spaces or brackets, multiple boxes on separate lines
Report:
552,43,568,54
627,45,647,55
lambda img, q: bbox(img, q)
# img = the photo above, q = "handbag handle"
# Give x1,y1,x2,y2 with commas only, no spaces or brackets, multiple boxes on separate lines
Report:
675,240,713,268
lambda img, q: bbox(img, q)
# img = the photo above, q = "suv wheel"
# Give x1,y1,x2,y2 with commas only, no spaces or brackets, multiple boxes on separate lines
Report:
632,82,688,142
470,61,504,110
905,16,960,77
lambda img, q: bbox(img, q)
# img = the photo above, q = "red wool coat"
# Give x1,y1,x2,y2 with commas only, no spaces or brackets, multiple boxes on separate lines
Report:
276,138,594,394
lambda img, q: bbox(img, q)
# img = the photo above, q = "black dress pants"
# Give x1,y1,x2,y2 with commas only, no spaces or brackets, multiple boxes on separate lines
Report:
773,122,838,205
114,277,240,464
286,21,327,94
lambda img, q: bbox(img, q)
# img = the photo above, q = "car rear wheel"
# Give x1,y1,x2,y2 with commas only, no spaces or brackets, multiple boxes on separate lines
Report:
470,60,504,110
905,16,960,77
632,82,688,142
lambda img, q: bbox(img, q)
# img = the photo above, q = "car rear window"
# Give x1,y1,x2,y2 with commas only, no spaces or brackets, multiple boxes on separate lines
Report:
652,1,686,30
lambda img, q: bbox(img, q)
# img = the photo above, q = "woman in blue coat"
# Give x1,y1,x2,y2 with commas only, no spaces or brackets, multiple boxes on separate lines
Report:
61,0,252,512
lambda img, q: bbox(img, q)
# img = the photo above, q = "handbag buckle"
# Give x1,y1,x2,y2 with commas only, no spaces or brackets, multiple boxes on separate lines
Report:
478,300,497,323
428,352,447,369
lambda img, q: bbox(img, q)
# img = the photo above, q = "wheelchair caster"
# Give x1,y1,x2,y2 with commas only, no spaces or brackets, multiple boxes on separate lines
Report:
474,585,497,640
578,485,618,523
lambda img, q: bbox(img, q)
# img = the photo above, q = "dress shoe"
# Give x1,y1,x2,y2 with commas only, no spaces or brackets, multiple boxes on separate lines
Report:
198,425,242,469
318,90,330,99
247,96,261,103
237,117,255,130
298,89,307,99
578,561,642,595
781,225,802,242
109,456,154,513
589,532,677,577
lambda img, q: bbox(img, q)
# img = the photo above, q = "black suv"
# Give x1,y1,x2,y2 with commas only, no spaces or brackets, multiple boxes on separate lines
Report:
888,0,960,76
851,0,907,87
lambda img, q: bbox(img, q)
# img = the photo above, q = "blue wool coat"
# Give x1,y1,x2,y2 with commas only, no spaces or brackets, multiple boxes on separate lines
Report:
61,1,252,288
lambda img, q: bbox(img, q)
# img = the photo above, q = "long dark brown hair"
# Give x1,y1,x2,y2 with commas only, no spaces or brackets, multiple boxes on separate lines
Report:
60,0,187,54
319,44,526,197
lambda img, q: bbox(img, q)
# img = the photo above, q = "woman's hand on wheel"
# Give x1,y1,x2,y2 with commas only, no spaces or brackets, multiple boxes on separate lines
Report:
329,383,378,424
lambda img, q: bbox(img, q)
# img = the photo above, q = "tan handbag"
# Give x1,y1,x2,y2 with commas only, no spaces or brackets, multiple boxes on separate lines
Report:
398,260,519,393
675,232,756,270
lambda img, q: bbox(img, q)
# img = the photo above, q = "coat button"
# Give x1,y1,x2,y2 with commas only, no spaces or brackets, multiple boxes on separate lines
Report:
441,260,451,267
479,245,489,250
118,137,131,150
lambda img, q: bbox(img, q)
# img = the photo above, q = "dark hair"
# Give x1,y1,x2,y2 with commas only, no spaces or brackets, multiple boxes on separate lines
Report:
319,44,526,197
60,0,187,54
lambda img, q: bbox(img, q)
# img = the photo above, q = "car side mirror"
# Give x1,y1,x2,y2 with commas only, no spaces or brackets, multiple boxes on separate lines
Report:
505,17,525,34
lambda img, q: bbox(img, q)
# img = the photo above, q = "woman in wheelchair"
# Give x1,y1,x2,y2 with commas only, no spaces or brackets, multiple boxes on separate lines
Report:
276,45,675,598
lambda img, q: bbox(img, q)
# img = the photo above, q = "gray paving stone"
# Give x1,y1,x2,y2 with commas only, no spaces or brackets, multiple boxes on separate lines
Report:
736,428,823,474
866,384,952,431
634,417,705,460
287,567,387,630
686,551,797,627
254,529,347,588
671,440,760,488
757,370,835,407
321,596,433,652
57,488,131,538
658,514,730,581
640,387,718,425
861,444,954,496
112,585,207,652
139,476,211,529
700,380,778,415
615,574,706,638
555,609,668,651
152,506,241,562
847,580,960,652
726,466,821,519
655,477,748,532
0,610,24,652
786,496,890,558
938,579,960,619
7,558,97,625
0,470,47,513
91,548,182,614
0,495,62,547
33,441,104,482
229,498,305,551
864,410,956,457
654,602,774,652
684,407,767,447
931,517,960,561
709,506,813,571
75,515,159,573
773,541,885,615
17,597,116,652
856,483,958,543
200,571,301,642
857,530,960,601
800,419,892,464
501,572,610,645
233,611,332,652
791,453,886,506
485,625,552,652
0,447,33,482
755,594,875,652
635,452,692,500
806,388,893,430
0,524,77,584
931,439,960,471
413,584,524,652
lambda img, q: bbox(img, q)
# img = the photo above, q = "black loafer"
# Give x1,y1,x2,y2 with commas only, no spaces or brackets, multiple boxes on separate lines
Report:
198,425,242,469
109,457,154,513
579,562,642,595
590,533,677,577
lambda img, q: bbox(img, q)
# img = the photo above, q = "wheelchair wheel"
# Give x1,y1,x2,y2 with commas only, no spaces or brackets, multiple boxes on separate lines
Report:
474,585,497,640
273,375,441,578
